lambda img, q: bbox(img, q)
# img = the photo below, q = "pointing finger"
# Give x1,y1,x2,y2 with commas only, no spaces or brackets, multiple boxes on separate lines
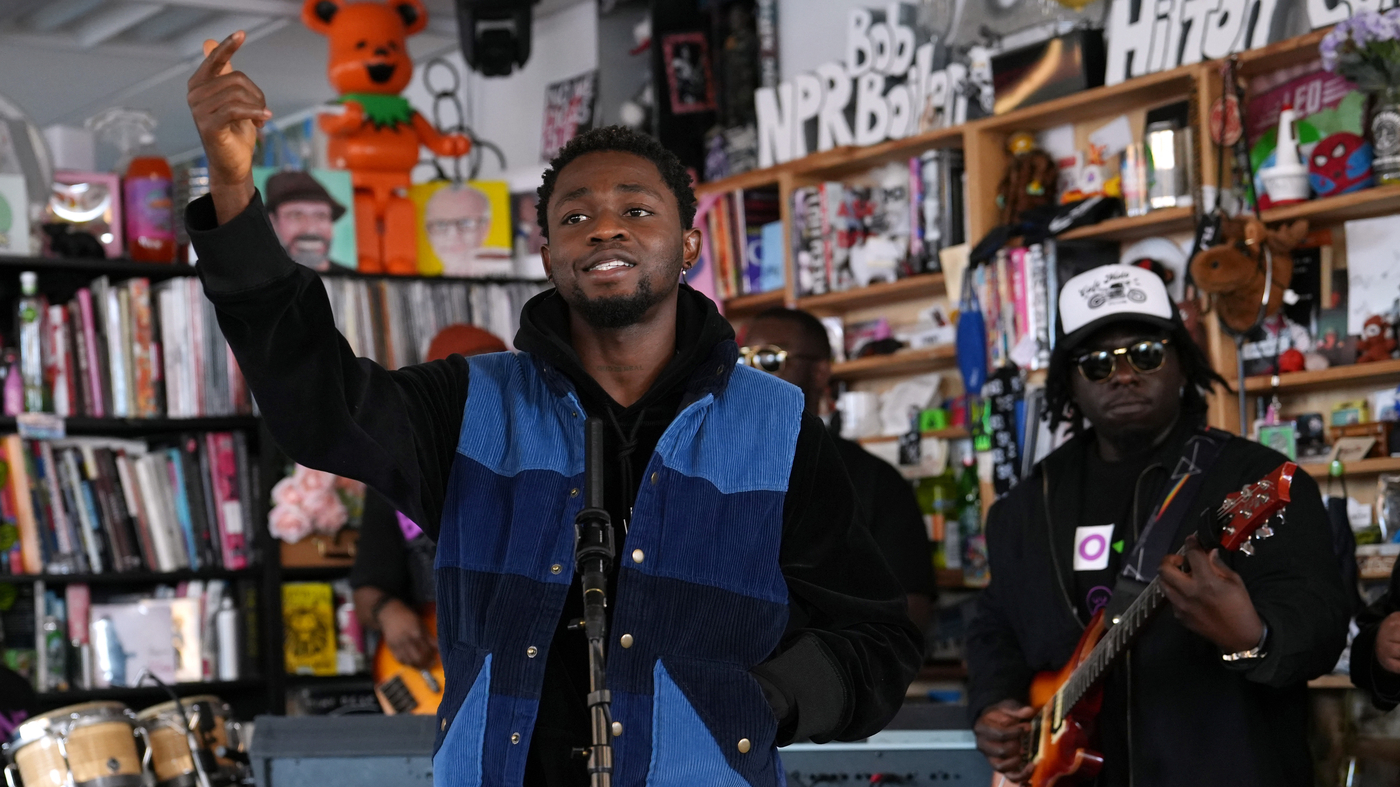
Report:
194,31,244,84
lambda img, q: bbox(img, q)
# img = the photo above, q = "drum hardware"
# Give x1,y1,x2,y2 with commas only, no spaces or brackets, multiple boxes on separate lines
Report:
2,701,145,787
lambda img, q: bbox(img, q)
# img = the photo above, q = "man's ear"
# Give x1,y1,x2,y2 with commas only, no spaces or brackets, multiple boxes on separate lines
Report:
682,227,703,266
540,243,553,281
812,358,832,403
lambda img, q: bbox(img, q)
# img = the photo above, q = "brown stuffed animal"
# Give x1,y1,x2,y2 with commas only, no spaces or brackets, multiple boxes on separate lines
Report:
1189,216,1309,333
1357,315,1397,363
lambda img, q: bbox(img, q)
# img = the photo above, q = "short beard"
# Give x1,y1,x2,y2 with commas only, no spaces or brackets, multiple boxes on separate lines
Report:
569,275,661,328
564,250,682,329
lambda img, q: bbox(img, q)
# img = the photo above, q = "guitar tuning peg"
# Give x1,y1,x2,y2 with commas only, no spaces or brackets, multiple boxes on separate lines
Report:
1239,541,1255,556
1256,524,1275,539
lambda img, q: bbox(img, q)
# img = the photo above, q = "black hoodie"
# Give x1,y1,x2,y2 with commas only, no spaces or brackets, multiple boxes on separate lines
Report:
188,191,922,787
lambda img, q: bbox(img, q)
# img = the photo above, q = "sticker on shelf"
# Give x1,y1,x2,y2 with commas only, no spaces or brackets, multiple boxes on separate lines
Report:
17,412,65,440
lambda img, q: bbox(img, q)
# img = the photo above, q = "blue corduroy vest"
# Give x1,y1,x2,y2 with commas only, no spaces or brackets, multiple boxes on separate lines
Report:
431,350,803,787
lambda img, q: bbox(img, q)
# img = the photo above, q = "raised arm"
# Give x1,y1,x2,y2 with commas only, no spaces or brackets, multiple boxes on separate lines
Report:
186,32,465,537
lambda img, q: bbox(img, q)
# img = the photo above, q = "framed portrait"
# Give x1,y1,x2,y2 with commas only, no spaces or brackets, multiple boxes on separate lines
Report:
411,180,514,278
252,167,356,272
663,32,716,115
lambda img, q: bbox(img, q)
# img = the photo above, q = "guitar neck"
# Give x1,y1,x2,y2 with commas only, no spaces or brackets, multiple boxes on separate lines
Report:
1059,576,1168,711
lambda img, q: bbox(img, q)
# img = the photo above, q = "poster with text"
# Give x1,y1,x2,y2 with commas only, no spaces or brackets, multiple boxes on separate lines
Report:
541,71,599,163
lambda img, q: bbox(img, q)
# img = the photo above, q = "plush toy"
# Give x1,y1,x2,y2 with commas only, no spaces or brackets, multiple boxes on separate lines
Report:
1357,315,1397,363
303,0,471,274
1189,216,1309,333
996,132,1057,225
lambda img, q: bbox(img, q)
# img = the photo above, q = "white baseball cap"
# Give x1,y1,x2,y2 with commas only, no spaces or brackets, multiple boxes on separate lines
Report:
1058,264,1178,351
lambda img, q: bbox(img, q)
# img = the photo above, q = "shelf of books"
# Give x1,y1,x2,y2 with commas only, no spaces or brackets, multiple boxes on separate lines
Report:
1241,359,1400,394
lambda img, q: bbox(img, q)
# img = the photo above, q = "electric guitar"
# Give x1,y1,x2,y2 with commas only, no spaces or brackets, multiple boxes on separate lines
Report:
372,603,446,716
1022,461,1296,786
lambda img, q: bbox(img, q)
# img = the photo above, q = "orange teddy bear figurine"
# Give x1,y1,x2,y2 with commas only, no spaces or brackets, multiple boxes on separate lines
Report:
303,0,471,274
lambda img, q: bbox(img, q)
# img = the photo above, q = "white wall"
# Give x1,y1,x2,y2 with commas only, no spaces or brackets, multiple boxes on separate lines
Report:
778,0,887,79
401,0,598,192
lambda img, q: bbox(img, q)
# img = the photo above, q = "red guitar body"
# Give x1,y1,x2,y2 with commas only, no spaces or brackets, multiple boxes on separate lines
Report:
1027,613,1107,786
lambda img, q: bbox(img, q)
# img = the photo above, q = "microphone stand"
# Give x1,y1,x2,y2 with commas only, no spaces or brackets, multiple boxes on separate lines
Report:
574,418,615,786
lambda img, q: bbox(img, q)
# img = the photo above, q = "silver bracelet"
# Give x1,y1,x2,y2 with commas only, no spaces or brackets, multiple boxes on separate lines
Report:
1221,621,1270,662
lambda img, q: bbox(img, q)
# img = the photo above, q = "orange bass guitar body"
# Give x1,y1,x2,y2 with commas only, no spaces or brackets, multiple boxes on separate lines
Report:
1026,611,1108,787
372,603,446,716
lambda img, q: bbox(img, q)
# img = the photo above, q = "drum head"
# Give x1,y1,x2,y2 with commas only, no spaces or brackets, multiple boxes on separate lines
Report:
9,702,132,748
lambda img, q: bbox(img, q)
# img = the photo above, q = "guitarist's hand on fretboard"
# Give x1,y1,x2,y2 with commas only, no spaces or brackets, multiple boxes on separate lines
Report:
974,699,1037,783
378,597,438,669
1158,534,1267,654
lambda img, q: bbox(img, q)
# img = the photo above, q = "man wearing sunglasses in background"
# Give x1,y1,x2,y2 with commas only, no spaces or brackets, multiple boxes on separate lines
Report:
741,308,935,632
967,264,1347,785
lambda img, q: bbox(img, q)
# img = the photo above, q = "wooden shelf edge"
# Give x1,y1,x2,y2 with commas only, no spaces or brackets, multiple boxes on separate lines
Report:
1237,28,1332,76
1260,184,1400,226
798,273,946,313
975,66,1196,133
723,289,786,316
1301,456,1400,477
830,344,958,380
858,427,972,445
1240,358,1400,393
1307,673,1355,690
6,568,261,584
1056,206,1196,242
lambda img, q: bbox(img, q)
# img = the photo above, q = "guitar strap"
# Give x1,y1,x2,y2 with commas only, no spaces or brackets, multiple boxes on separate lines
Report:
1103,427,1231,624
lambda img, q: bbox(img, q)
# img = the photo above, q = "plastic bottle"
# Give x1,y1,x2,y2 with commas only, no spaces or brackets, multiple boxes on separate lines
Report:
917,464,960,570
18,271,47,412
958,454,989,587
88,109,175,263
216,596,240,680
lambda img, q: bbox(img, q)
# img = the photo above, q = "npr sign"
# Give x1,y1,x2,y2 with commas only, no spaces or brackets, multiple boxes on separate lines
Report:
754,3,971,168
1107,0,1400,85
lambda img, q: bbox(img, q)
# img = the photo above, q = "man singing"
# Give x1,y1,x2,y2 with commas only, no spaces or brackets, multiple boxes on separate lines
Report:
186,32,919,787
967,264,1348,785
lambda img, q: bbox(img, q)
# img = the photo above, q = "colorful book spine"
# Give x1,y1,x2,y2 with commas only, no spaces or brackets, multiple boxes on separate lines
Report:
164,449,200,571
76,289,105,418
127,279,158,418
5,435,43,574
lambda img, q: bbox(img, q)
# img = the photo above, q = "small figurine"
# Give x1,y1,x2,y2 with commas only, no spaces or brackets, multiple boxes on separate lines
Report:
303,0,471,274
1357,315,1397,363
995,132,1057,224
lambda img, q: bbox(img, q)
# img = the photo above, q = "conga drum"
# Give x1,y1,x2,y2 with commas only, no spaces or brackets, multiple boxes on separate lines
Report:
135,696,234,787
2,702,143,787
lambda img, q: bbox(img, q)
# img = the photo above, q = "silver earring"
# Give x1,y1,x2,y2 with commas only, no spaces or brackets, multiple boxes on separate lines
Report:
681,268,688,284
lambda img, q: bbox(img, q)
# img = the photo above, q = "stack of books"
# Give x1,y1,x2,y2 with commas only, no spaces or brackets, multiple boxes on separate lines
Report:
1,432,258,576
26,274,251,419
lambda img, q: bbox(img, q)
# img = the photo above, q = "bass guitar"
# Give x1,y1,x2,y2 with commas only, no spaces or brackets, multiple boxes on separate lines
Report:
1022,461,1296,786
372,603,446,716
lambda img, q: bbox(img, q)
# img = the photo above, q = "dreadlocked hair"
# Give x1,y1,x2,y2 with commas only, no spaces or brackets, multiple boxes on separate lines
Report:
536,125,697,240
1044,323,1230,433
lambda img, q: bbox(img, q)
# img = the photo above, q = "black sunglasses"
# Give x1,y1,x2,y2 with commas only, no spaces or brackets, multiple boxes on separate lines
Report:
738,345,825,374
1075,338,1171,383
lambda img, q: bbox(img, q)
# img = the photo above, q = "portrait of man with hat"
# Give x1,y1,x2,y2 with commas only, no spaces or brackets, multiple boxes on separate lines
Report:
265,170,346,272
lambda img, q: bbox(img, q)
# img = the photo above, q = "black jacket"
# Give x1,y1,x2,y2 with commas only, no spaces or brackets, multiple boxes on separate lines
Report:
187,192,921,785
966,421,1348,787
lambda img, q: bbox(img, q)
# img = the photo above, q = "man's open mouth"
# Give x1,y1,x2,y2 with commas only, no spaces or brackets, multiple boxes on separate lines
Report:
586,259,635,272
367,64,396,84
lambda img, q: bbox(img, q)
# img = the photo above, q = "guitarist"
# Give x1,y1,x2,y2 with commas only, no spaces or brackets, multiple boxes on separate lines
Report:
967,264,1349,785
351,324,508,673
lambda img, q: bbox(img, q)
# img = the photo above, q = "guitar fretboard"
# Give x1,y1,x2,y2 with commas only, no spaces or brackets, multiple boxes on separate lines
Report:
1057,576,1168,713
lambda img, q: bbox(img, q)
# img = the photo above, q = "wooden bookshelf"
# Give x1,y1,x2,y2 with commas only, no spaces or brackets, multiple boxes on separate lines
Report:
798,273,947,314
35,679,266,703
0,255,198,279
281,565,356,581
1237,27,1332,76
1301,456,1400,477
830,344,958,381
1240,359,1400,393
976,66,1197,133
723,289,785,317
797,124,964,182
1057,206,1196,242
1260,184,1400,226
